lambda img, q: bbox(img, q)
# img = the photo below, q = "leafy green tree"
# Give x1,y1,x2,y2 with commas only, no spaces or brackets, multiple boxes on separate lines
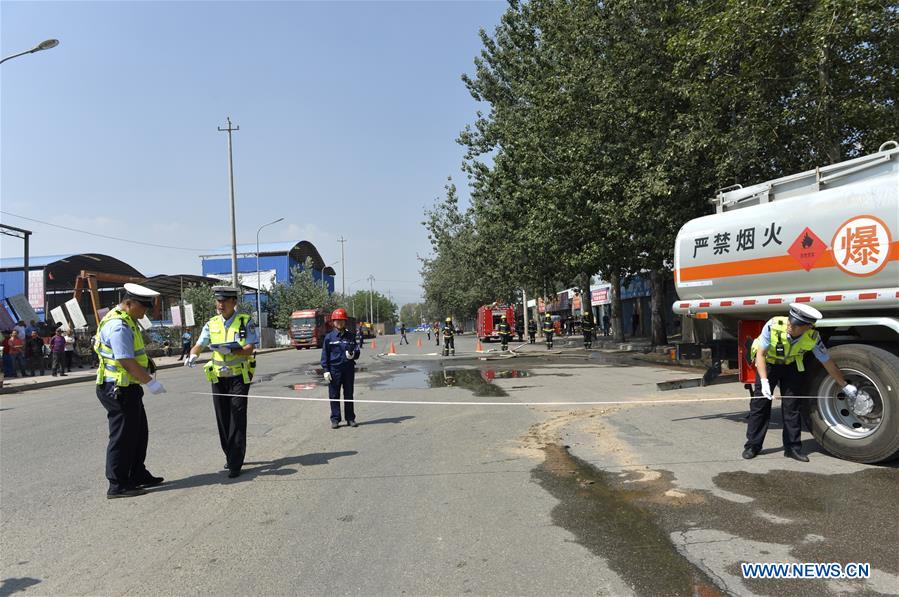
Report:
266,258,340,329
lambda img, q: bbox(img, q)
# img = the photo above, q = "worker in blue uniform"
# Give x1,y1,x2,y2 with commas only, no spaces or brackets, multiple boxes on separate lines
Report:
321,308,360,428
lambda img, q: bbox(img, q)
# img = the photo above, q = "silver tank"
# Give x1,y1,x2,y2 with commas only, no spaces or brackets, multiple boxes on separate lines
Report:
674,144,899,301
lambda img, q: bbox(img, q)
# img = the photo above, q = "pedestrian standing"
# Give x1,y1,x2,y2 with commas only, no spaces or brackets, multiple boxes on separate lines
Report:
442,317,455,356
602,314,610,336
631,310,640,336
25,320,37,337
14,321,26,340
6,330,27,376
1,331,13,377
515,318,524,342
399,322,409,345
95,283,166,499
321,308,360,428
178,330,192,360
582,311,595,350
50,329,67,376
743,303,861,462
64,330,76,371
25,330,45,376
186,286,258,478
527,319,537,344
426,324,431,342
497,314,512,352
433,321,440,346
542,315,554,350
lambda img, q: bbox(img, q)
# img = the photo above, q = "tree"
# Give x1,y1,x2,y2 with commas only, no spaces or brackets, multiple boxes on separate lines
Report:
266,258,340,329
181,284,254,330
399,303,426,326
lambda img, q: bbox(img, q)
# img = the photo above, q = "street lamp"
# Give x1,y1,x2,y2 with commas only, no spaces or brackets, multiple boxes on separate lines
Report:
256,217,284,327
0,39,59,65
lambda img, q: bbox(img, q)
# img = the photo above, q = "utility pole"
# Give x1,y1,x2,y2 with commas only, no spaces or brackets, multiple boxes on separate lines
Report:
337,236,347,297
218,117,240,288
368,275,375,325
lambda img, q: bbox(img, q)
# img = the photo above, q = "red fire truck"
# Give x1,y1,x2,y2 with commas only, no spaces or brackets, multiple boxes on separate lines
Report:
290,309,357,349
477,304,516,342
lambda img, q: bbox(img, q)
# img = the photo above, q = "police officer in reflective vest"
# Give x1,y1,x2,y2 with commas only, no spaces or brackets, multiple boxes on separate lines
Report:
186,286,258,478
321,308,360,428
582,311,595,350
497,314,512,351
542,314,554,349
744,303,860,462
442,317,455,356
95,283,167,499
527,319,537,344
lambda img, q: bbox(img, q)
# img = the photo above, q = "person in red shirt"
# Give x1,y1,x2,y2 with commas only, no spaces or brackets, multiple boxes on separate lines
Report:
3,330,27,377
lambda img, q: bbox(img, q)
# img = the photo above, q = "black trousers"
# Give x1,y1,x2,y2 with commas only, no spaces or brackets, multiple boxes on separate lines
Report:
745,364,805,452
545,332,553,348
212,377,249,471
443,337,455,354
583,330,593,347
328,364,355,422
529,332,536,344
97,382,150,492
179,342,191,359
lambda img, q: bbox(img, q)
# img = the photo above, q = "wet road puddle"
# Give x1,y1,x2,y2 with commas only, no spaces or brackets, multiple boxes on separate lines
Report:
534,443,721,596
371,366,531,397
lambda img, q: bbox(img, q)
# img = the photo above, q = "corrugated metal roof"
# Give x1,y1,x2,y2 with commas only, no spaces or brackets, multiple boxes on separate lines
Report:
0,254,75,270
200,241,298,257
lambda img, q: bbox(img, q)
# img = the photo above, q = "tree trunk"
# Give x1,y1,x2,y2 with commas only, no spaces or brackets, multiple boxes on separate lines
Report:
649,268,668,347
581,272,593,316
610,270,624,342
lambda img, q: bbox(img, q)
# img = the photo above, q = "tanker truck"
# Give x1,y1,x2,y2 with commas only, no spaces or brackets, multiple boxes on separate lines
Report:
672,141,899,463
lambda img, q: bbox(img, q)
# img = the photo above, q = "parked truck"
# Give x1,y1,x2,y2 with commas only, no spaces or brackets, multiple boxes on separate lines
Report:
672,141,899,463
290,308,357,349
477,304,516,342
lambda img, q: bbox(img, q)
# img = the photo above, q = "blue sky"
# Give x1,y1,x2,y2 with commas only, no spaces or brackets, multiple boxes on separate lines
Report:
1,0,506,305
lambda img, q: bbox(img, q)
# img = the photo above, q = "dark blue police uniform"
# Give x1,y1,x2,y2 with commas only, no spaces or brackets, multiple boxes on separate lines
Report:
321,329,361,424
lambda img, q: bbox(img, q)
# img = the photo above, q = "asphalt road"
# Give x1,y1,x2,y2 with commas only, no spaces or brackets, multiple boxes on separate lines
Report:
1,333,896,596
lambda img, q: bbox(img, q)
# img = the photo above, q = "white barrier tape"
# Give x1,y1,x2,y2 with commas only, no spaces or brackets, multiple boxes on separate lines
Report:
191,392,831,407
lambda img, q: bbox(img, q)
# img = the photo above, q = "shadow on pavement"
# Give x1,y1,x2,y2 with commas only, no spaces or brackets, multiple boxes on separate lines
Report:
0,577,41,595
357,416,415,426
148,451,358,492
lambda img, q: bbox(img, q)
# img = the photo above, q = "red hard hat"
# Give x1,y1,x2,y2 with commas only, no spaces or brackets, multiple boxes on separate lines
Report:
331,308,348,321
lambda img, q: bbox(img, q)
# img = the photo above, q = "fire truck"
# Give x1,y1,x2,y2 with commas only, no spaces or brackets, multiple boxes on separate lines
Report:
290,309,356,349
672,141,899,463
477,304,516,342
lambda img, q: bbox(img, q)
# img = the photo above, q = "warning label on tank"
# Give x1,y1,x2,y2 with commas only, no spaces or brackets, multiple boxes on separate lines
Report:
832,215,892,276
787,227,826,271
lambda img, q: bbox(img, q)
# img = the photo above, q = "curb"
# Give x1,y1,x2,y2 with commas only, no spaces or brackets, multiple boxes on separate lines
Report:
0,346,294,395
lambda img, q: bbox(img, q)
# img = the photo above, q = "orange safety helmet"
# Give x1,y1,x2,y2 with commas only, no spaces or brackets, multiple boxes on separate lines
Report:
331,308,348,321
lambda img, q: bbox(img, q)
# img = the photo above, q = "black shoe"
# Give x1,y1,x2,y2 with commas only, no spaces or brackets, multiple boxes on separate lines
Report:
741,447,759,460
228,469,241,478
785,449,809,462
107,487,147,499
348,420,358,428
134,474,164,488
331,421,340,429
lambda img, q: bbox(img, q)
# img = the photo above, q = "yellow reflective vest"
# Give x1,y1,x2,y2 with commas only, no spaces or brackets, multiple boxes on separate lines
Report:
95,308,148,387
751,316,821,372
203,313,256,384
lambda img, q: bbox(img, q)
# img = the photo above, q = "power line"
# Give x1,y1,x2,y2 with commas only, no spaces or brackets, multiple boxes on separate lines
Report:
0,211,207,251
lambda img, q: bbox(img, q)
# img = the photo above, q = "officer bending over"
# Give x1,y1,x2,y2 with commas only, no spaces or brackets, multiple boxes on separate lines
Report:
744,303,861,462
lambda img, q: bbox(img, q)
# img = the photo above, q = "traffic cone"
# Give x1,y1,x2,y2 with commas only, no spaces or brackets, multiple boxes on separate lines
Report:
389,341,397,355
416,337,422,348
371,340,377,350
476,340,484,353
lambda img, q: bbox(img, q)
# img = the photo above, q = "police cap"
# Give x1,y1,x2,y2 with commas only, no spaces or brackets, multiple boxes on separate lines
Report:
122,283,159,308
788,303,822,326
212,286,239,300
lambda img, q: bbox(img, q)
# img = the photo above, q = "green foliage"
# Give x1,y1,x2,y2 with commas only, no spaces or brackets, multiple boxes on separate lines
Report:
343,289,398,325
266,258,341,329
422,0,895,342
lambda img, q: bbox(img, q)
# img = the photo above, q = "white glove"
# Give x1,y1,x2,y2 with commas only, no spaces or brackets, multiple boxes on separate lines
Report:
323,371,332,383
185,354,198,368
216,346,232,355
146,379,167,394
345,351,354,360
760,378,773,401
842,384,858,398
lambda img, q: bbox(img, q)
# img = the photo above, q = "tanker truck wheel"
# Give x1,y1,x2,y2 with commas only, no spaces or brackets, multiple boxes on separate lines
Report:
806,344,899,464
